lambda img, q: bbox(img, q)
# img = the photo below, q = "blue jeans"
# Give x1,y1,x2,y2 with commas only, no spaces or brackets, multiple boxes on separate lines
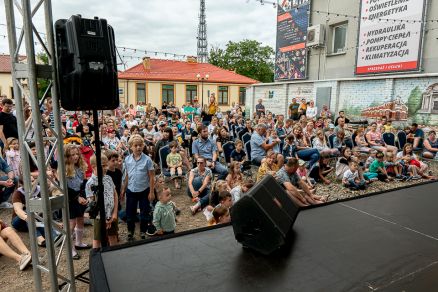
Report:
212,161,228,180
346,178,366,190
251,156,263,166
126,188,152,233
187,177,210,209
0,176,18,203
297,149,320,168
11,216,58,239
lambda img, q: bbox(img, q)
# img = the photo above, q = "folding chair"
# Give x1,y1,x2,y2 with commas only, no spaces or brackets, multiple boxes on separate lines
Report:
222,141,236,164
242,133,251,145
382,132,396,146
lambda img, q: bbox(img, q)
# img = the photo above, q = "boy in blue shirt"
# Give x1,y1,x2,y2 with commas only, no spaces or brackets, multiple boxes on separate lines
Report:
121,134,155,240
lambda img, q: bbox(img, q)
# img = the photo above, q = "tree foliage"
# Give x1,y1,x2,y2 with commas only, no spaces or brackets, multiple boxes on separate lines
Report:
209,39,274,83
36,52,51,99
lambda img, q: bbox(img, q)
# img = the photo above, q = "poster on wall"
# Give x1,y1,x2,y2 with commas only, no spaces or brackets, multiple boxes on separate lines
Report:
355,0,427,75
275,0,310,81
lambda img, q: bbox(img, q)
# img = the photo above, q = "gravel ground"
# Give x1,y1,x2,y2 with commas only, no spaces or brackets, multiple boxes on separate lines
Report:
0,161,437,291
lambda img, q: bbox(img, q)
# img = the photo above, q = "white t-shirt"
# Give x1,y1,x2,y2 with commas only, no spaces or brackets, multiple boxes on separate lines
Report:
126,119,138,129
343,169,358,181
306,106,318,119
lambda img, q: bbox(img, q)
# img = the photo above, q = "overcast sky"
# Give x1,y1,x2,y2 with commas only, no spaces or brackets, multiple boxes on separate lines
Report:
0,0,277,68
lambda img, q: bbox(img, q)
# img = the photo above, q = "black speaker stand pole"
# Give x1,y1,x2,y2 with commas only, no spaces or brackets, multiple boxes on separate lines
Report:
92,109,108,248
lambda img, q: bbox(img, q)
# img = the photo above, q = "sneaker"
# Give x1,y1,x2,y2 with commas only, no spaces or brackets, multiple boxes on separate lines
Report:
140,232,146,240
19,253,32,271
395,175,403,181
128,232,135,241
146,225,156,236
412,175,422,180
405,176,413,182
0,201,13,209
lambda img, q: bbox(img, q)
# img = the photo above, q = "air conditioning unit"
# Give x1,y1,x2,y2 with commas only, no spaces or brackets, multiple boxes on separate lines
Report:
307,24,325,47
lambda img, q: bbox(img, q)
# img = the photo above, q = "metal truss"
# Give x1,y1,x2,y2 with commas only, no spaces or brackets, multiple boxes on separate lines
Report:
4,0,76,291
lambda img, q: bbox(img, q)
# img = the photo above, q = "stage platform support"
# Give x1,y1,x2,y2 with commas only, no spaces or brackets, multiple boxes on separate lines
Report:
4,0,76,291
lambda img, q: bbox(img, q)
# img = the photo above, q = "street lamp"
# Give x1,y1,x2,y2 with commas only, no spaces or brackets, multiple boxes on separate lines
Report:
196,73,209,108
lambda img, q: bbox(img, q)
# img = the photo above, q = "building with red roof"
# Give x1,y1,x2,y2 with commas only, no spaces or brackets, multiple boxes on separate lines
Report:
0,54,15,99
118,56,258,109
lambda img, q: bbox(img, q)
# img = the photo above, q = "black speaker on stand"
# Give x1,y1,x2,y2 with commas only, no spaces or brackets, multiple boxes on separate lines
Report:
231,175,300,255
55,15,119,249
55,14,118,110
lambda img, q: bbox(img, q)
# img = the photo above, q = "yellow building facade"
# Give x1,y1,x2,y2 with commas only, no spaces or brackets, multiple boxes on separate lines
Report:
118,57,258,111
118,79,250,111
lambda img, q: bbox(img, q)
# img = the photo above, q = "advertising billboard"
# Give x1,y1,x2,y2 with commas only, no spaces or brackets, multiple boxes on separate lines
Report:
275,0,310,81
355,0,427,75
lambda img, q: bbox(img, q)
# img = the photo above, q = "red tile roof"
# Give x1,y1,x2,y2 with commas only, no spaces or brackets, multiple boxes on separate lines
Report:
118,58,259,84
0,54,27,73
0,54,12,73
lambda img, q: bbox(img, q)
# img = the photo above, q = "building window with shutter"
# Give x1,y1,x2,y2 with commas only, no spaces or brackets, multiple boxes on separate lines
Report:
218,86,229,105
186,85,197,104
239,87,246,105
136,83,146,104
162,84,174,104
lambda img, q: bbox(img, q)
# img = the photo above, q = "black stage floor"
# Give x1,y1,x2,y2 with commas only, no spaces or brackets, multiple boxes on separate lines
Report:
90,182,438,292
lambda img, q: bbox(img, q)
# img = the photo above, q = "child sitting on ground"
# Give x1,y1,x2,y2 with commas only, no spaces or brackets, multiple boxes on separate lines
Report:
208,205,231,226
230,180,254,203
85,154,118,248
296,159,316,190
400,155,416,180
308,157,333,185
152,187,176,235
364,152,391,182
365,149,378,169
205,191,233,222
226,161,243,189
166,141,183,189
384,151,403,180
343,161,366,190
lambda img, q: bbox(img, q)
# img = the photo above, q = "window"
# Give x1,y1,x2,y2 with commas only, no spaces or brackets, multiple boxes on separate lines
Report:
186,85,197,104
332,23,347,53
162,84,174,104
239,87,246,105
136,83,146,104
218,86,229,105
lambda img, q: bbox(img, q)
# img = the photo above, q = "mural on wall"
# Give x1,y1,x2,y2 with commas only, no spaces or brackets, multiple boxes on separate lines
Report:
361,98,408,121
341,82,438,126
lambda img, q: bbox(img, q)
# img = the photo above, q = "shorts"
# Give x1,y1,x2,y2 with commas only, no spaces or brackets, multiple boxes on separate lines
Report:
386,166,395,175
69,200,87,219
94,219,119,241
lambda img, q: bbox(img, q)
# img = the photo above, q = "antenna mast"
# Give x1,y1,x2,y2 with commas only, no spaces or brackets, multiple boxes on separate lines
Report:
197,0,208,63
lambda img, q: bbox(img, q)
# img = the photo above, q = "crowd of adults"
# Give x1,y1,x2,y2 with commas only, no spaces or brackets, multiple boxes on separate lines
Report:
0,92,437,270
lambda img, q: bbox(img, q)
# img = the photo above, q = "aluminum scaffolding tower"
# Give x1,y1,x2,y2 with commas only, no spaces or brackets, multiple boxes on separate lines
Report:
4,0,76,291
197,0,208,63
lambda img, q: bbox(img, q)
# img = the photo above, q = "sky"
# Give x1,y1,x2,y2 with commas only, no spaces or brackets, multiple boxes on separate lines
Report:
0,0,277,68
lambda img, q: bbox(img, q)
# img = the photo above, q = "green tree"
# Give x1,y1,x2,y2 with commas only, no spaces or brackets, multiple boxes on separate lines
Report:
209,40,274,83
36,52,51,99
